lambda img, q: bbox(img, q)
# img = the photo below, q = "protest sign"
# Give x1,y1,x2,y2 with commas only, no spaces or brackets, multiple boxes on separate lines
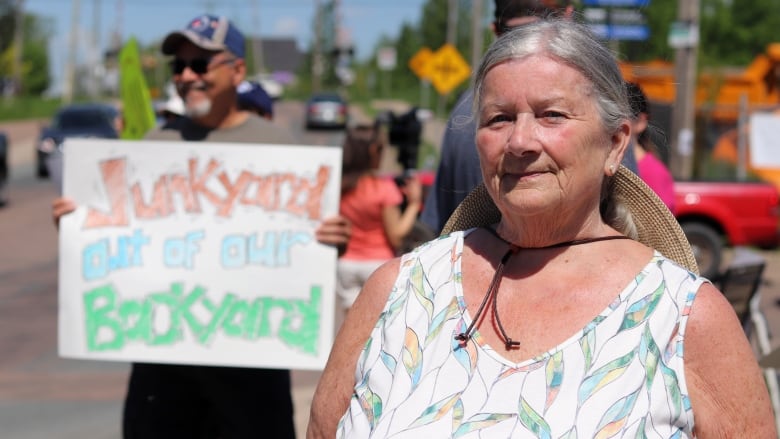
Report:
750,113,780,168
58,139,341,370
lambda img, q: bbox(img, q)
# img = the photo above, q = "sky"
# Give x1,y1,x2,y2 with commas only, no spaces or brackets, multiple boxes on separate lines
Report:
23,0,427,94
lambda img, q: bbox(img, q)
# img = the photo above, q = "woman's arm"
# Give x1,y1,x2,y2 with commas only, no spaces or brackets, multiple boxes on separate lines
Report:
685,282,777,437
307,258,400,439
382,176,423,249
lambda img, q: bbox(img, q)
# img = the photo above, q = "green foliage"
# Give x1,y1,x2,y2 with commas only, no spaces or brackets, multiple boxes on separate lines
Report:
0,7,52,96
0,0,14,53
0,96,60,121
21,38,50,95
699,0,780,67
617,0,780,67
392,23,424,92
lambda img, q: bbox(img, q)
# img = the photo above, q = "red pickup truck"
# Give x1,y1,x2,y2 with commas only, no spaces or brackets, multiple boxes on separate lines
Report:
674,181,780,279
400,172,779,280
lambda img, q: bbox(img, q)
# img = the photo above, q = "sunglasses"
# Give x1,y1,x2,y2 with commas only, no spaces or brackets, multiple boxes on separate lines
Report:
169,57,235,75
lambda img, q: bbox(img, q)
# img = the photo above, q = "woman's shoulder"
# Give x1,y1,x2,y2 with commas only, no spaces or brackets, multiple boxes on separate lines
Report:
400,229,470,258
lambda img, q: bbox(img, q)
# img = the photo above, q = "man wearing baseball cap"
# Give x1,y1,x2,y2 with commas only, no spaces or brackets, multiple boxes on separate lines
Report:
116,14,349,439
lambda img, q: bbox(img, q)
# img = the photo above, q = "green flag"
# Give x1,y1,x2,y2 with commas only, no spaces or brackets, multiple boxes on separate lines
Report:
118,37,157,139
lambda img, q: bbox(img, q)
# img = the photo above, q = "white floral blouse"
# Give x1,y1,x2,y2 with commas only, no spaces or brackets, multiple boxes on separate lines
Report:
337,229,704,438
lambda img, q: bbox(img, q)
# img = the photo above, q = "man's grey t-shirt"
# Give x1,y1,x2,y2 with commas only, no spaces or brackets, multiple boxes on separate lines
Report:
145,114,297,144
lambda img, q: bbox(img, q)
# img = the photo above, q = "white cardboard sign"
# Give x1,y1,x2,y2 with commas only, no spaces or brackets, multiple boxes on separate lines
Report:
58,139,342,370
749,113,780,168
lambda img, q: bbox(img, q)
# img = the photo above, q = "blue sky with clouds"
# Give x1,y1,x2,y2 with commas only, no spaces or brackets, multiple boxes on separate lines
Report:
23,0,427,92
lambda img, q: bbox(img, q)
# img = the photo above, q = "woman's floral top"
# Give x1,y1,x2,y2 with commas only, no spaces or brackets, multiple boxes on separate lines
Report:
338,229,704,438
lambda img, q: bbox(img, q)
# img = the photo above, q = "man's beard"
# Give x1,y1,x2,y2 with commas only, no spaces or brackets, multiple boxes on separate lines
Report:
178,81,212,118
185,97,212,118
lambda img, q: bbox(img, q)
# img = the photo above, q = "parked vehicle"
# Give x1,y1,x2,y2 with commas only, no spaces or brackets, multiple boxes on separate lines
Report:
304,92,348,130
37,103,120,178
674,180,780,279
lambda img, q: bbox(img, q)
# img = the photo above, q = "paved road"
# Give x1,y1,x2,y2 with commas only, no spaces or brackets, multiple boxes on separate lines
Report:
2,101,780,438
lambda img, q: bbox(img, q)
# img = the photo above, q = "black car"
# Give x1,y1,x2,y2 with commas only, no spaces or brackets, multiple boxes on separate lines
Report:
37,103,120,178
304,92,348,130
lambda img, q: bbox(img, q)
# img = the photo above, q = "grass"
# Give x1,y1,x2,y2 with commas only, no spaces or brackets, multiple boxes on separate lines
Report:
0,97,62,122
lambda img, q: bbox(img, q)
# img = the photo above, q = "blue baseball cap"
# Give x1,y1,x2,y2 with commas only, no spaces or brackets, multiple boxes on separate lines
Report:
237,81,273,117
162,14,245,58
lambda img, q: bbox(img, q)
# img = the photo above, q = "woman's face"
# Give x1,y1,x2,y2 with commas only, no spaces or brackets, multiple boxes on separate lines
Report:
476,54,628,217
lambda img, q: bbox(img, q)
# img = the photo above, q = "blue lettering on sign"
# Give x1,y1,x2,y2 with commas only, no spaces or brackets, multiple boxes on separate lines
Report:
82,229,151,280
588,24,649,41
221,230,311,268
164,230,205,269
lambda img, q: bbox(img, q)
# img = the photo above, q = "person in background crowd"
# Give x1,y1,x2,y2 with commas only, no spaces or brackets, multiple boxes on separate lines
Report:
420,0,638,234
52,14,351,439
307,18,774,438
626,81,676,212
336,123,423,311
237,80,274,120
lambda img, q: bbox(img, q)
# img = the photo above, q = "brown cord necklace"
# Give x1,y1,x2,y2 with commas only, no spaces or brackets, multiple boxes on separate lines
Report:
454,227,632,350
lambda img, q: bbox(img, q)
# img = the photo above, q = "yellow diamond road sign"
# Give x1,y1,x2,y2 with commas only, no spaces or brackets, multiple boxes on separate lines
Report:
421,44,471,95
409,47,433,80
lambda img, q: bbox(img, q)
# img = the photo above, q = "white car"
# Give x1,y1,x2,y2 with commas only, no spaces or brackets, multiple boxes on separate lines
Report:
254,75,283,100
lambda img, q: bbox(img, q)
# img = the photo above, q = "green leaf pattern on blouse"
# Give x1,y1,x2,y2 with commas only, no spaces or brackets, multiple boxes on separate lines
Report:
338,231,702,438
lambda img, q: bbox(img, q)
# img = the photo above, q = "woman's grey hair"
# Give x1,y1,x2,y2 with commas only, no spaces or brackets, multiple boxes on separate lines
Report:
472,18,630,131
472,18,635,235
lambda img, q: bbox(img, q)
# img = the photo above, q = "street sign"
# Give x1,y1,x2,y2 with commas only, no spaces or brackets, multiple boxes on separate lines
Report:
421,44,471,95
584,7,608,22
610,9,645,24
589,24,650,40
668,21,699,49
377,47,397,71
409,47,433,80
583,0,649,5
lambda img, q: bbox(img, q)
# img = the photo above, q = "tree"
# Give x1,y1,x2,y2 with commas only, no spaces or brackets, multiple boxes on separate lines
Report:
699,0,780,67
0,3,52,96
618,0,780,67
619,0,677,63
391,22,423,93
19,14,52,95
0,0,15,54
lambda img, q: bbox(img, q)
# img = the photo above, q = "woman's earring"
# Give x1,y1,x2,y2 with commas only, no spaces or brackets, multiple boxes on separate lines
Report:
609,164,615,174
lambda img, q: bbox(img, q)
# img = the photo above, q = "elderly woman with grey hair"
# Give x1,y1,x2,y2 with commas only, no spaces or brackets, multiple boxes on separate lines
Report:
308,18,775,438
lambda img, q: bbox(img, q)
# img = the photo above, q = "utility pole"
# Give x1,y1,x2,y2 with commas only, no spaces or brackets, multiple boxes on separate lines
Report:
669,0,700,180
62,0,81,104
10,0,25,97
470,0,483,70
90,0,101,97
251,0,264,76
439,0,459,116
312,0,323,92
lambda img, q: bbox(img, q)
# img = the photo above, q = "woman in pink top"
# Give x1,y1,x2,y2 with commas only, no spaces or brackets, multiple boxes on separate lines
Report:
337,123,423,309
627,81,676,213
